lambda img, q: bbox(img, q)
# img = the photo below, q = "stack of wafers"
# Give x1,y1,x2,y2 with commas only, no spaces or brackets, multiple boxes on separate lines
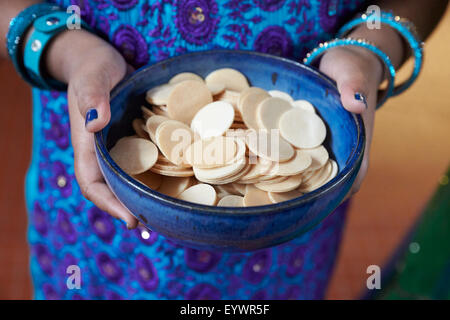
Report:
109,68,338,207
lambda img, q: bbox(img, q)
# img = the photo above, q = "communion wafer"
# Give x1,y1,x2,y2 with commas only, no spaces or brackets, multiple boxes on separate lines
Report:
112,70,338,207
255,174,302,193
237,87,267,112
318,160,338,188
292,100,316,113
207,82,226,96
110,137,158,175
132,118,149,139
246,130,294,162
146,115,170,143
298,160,333,192
150,166,194,177
268,149,312,176
268,90,294,103
133,171,162,190
217,195,245,207
241,91,271,130
146,83,175,105
268,190,303,203
191,101,235,139
301,145,328,171
257,97,292,130
141,106,155,119
155,120,194,167
178,183,217,205
231,183,246,196
184,136,237,168
279,108,326,149
243,185,272,206
168,72,203,84
205,68,249,92
193,156,246,181
167,80,213,124
157,176,192,197
200,160,251,185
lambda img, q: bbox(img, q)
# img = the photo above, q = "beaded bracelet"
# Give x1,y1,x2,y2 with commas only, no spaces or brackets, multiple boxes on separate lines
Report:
6,3,61,88
303,37,396,109
337,11,424,96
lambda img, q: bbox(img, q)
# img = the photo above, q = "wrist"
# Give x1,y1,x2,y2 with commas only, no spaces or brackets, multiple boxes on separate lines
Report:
44,29,103,83
346,24,406,70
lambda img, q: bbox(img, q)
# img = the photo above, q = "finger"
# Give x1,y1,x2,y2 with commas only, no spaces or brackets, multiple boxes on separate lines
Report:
68,90,138,229
336,76,370,114
72,69,113,133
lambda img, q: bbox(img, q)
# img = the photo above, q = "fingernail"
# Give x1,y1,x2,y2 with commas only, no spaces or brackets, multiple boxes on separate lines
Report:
85,108,98,126
354,93,368,109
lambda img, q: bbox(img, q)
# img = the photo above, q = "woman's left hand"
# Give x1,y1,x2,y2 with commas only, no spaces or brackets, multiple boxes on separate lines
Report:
318,45,384,195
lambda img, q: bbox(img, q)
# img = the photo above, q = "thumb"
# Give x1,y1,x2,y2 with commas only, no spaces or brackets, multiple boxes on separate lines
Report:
71,69,115,133
335,76,369,114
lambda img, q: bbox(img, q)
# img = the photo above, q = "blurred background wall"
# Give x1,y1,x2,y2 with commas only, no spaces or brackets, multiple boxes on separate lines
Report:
0,6,449,300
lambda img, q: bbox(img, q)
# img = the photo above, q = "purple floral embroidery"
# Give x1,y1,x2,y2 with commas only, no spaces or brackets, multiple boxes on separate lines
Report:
135,254,159,291
242,250,272,284
71,293,84,300
38,176,44,192
166,280,185,298
51,161,72,198
279,285,301,300
112,0,138,10
253,26,293,57
42,283,59,300
56,209,77,244
318,0,338,32
185,283,221,300
96,252,123,283
88,207,116,243
44,111,70,150
32,202,48,236
254,0,286,12
112,25,149,68
251,290,269,300
34,244,53,275
175,0,219,45
184,248,222,273
105,291,124,300
97,16,111,35
70,0,95,27
60,253,77,278
286,245,306,277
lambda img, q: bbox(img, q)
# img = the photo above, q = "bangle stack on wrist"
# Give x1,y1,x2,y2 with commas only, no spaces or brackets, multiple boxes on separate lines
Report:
303,10,424,109
303,37,395,109
6,3,91,91
337,11,424,96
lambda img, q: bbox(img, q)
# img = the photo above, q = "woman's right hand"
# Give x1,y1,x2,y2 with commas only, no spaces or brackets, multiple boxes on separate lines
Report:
44,29,139,229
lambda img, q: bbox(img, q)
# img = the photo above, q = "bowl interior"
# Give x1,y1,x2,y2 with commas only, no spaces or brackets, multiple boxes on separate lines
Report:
98,50,362,210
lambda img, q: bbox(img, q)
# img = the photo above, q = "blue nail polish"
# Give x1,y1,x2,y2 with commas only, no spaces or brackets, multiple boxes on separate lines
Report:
85,109,98,126
354,93,368,109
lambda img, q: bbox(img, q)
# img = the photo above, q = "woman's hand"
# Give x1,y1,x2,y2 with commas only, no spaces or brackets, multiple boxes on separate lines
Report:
319,45,384,195
45,29,138,229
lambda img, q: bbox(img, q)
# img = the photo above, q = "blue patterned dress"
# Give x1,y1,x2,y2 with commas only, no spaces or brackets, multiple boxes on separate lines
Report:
26,0,365,300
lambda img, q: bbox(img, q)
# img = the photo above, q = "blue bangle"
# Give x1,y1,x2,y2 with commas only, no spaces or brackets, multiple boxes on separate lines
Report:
303,37,396,109
23,11,91,91
337,11,424,96
6,3,60,88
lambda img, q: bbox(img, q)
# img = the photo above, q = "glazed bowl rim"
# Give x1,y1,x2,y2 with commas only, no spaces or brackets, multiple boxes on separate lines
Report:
94,49,365,216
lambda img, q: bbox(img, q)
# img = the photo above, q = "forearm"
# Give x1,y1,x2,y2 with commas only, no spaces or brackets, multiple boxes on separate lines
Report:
347,0,449,70
0,0,41,58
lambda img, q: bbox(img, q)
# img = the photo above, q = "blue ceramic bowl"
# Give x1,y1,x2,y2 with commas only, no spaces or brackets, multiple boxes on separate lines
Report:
95,50,365,252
